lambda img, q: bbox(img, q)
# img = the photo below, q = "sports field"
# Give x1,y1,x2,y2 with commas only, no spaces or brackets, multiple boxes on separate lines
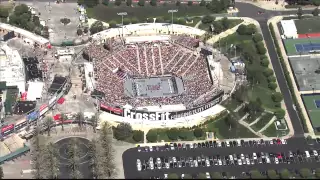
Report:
295,17,320,34
301,94,320,130
283,38,320,56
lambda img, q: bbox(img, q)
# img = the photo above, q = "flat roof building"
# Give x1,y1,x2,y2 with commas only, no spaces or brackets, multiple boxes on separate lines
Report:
280,20,298,39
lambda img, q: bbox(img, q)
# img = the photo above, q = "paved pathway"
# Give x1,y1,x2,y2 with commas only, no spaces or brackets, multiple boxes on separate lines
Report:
249,112,266,126
258,116,277,133
238,114,266,138
234,102,246,112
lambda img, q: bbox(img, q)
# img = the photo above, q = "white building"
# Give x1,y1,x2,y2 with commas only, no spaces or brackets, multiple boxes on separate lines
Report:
27,81,44,101
280,20,298,39
84,62,95,92
0,44,26,93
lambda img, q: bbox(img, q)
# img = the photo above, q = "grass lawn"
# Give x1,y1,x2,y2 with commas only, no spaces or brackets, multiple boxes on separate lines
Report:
247,85,278,111
251,112,274,132
262,122,289,137
185,16,202,27
87,3,211,22
244,111,263,124
237,105,247,118
205,117,258,139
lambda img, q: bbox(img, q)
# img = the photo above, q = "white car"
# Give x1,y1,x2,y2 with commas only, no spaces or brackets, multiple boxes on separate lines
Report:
170,143,175,150
149,146,153,152
217,141,222,147
241,154,245,160
165,163,169,169
281,139,287,144
194,160,198,167
181,174,185,179
149,157,154,164
253,153,257,160
190,143,194,149
237,140,241,146
246,158,250,165
149,163,154,170
206,172,211,179
314,150,319,156
164,174,168,179
206,160,210,167
229,155,234,161
238,159,242,165
218,159,222,166
266,157,271,164
226,141,230,147
274,157,279,164
136,159,142,171
269,140,274,145
172,157,177,163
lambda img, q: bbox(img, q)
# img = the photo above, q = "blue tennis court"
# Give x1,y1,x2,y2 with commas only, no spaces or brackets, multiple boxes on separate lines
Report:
295,43,320,52
315,100,320,108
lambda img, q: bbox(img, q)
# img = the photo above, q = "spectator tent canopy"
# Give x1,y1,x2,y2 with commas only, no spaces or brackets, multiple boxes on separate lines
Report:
280,20,298,39
27,81,44,101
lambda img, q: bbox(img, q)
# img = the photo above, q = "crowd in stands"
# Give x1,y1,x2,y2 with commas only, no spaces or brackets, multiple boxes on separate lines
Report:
85,36,221,108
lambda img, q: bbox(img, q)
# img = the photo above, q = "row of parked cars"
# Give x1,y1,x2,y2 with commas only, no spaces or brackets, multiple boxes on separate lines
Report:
137,139,287,152
136,149,310,172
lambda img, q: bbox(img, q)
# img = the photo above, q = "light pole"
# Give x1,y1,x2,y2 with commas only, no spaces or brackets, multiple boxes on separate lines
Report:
168,9,178,34
117,12,127,37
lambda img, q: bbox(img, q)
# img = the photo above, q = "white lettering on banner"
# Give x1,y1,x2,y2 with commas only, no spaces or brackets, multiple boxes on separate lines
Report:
49,96,57,105
124,108,171,121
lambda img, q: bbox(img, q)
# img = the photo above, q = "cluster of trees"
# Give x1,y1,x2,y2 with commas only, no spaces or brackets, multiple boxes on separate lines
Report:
0,166,3,179
8,4,45,36
146,126,205,142
79,0,233,14
112,123,144,142
0,6,9,20
286,0,320,6
243,168,320,179
202,16,239,34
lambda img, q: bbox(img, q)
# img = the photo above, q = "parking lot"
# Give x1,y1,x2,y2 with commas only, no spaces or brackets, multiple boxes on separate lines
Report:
123,137,320,179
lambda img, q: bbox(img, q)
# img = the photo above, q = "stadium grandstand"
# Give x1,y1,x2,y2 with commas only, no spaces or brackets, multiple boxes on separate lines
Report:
86,24,224,109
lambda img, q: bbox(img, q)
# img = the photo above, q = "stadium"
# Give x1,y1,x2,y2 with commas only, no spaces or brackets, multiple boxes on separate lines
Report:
84,23,236,129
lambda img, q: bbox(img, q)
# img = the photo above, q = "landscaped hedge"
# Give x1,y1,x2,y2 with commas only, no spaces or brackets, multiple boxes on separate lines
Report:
268,23,308,133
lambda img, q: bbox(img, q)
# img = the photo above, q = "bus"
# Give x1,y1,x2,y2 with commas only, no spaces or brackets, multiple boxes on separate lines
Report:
1,124,15,136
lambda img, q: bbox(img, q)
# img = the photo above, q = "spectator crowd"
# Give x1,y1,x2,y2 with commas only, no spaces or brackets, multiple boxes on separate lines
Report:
84,35,221,109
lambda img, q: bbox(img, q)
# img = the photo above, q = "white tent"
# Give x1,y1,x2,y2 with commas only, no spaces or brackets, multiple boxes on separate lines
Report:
280,20,298,39
27,81,44,101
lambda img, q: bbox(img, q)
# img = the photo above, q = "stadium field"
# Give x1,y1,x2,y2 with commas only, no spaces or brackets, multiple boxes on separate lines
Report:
295,17,320,34
301,94,320,130
283,38,320,56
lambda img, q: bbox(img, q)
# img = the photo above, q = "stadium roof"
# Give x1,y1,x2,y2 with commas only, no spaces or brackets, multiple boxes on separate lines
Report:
0,23,49,45
27,81,44,101
0,44,25,93
92,23,206,42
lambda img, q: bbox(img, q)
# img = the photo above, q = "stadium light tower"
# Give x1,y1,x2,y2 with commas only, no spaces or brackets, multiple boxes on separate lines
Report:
117,12,127,37
168,9,178,34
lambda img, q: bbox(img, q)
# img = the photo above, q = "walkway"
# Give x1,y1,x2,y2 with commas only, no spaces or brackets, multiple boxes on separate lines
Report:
258,116,277,133
249,112,266,126
238,113,266,138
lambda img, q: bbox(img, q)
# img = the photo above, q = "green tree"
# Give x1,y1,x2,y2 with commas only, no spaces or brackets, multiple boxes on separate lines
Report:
272,92,283,102
67,139,83,179
275,109,286,119
297,7,303,19
280,169,291,179
78,0,99,7
131,17,139,24
263,68,274,77
90,21,104,34
44,143,60,179
221,17,230,29
193,128,204,138
256,42,267,55
115,0,122,6
250,170,264,179
0,166,3,179
267,170,279,179
77,28,83,36
126,0,132,6
168,173,179,179
211,172,222,179
60,113,68,131
108,20,118,28
313,7,319,16
156,16,164,23
237,24,247,35
178,128,190,140
253,33,263,42
268,82,277,90
102,0,110,6
198,173,207,179
76,112,85,128
166,128,179,140
200,0,206,6
224,114,237,129
89,113,99,133
188,1,193,6
113,123,133,140
146,129,158,142
31,129,45,179
315,168,320,178
202,15,215,24
123,18,131,25
261,58,269,67
132,130,144,142
43,117,54,136
138,0,145,6
184,174,192,179
176,0,181,6
0,8,9,18
212,21,224,34
150,0,157,6
246,24,257,35
268,76,276,82
299,168,312,178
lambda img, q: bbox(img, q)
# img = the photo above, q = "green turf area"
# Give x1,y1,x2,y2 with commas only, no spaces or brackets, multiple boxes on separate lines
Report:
87,3,211,22
251,112,274,131
294,17,320,34
221,98,242,111
214,32,252,53
185,17,202,27
198,19,243,31
301,94,320,130
205,117,258,139
244,111,263,124
247,85,279,111
262,122,289,137
283,38,320,56
237,105,247,117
